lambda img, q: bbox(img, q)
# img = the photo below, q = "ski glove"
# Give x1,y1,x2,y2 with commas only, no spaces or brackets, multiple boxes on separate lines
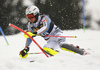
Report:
19,47,29,58
24,31,37,38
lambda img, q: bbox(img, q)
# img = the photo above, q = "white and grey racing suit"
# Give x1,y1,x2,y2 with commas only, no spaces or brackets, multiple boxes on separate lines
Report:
25,15,66,50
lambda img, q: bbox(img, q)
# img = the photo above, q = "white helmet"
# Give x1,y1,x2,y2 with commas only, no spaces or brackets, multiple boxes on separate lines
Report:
25,6,39,16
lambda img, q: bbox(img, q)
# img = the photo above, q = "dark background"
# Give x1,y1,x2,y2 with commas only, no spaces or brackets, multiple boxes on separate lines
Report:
0,0,82,35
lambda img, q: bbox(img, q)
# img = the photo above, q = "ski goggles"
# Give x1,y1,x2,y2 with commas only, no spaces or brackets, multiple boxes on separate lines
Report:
26,14,35,19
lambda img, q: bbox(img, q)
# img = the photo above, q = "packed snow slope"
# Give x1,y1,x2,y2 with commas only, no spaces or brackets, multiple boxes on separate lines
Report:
0,29,100,70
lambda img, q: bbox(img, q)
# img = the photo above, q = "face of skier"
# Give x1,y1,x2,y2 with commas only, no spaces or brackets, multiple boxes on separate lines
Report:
26,14,36,23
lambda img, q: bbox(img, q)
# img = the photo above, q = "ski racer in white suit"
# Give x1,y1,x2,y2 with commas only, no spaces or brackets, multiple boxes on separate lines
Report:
19,6,88,58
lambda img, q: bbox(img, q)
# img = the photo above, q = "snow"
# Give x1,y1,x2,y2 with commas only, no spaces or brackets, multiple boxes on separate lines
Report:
22,0,34,6
86,0,100,29
0,29,100,70
87,0,100,20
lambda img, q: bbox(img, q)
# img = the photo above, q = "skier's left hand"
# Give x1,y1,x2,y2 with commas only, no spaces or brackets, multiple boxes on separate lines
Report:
24,31,37,38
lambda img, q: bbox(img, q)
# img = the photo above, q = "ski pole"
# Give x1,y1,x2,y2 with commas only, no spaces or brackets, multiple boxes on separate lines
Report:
9,23,49,57
28,52,43,54
45,35,77,38
0,27,9,45
82,0,85,31
23,31,77,38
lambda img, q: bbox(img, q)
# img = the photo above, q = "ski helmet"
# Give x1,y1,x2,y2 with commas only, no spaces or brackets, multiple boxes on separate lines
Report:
26,6,39,21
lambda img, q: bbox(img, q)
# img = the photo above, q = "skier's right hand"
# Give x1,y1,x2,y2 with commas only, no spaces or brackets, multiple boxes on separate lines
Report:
19,47,29,58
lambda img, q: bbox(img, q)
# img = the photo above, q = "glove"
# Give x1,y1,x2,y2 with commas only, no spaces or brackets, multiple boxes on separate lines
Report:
19,47,29,58
24,31,37,38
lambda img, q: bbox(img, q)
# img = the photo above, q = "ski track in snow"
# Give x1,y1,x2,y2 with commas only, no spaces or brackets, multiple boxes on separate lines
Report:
0,29,100,70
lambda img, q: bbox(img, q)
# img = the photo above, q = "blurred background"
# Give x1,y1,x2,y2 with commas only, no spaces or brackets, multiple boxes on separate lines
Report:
0,0,100,35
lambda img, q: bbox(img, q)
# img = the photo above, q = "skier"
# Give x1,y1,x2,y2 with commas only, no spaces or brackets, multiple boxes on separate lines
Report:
19,6,88,58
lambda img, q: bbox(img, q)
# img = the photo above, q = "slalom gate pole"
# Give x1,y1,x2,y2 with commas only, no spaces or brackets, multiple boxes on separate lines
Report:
0,27,9,45
45,35,77,38
9,23,49,57
82,0,85,31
